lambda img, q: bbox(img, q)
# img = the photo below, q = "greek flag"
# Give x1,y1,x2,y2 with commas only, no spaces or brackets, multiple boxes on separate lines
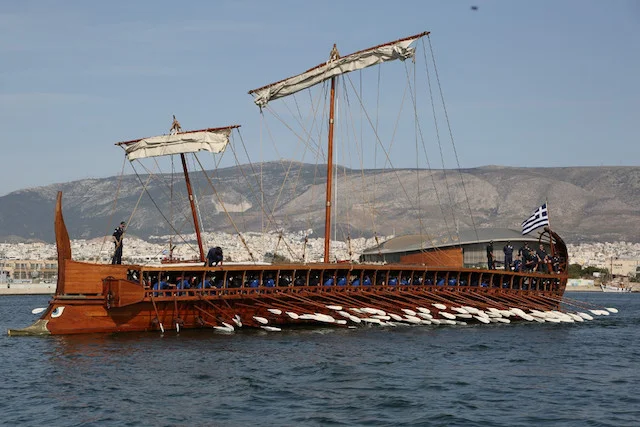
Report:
521,203,549,235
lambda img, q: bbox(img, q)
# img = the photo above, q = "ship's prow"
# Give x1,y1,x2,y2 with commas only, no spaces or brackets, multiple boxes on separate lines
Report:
8,319,51,336
8,192,69,335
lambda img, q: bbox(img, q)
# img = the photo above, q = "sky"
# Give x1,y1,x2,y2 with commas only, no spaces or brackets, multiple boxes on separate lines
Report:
1,0,639,196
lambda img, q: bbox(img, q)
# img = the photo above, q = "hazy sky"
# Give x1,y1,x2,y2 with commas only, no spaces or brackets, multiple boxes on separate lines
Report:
1,0,638,196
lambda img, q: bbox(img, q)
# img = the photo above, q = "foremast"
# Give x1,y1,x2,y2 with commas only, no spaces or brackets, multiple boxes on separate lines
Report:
116,125,239,261
249,32,430,262
180,152,205,261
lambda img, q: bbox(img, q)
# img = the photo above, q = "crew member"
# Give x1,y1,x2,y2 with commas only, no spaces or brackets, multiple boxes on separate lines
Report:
486,240,495,269
205,246,223,267
112,221,126,264
536,244,549,273
521,243,537,272
503,241,514,271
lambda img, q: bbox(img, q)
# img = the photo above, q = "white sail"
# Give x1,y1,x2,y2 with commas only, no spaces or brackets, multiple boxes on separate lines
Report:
124,129,231,161
249,33,426,107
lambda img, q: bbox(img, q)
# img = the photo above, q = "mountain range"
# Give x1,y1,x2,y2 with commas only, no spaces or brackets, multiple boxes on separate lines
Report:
1,163,638,244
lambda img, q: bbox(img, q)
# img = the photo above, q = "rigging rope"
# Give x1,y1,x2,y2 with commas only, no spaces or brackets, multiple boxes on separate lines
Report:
129,162,199,255
192,153,257,262
426,34,480,242
342,70,438,251
227,128,301,261
97,155,128,262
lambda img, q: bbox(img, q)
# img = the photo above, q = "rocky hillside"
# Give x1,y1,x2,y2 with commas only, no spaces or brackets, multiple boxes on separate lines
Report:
1,163,638,244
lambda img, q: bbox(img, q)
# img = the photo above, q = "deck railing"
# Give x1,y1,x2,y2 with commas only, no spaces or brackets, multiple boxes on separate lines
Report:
139,265,566,300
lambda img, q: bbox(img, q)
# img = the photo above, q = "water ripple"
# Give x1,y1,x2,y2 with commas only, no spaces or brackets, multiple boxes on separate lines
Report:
2,294,640,426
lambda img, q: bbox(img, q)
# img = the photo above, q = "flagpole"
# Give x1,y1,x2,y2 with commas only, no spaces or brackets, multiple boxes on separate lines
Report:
546,198,551,229
546,198,554,257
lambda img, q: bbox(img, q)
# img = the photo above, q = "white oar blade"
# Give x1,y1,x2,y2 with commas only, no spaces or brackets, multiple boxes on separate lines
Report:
232,315,242,327
578,312,594,320
253,316,269,324
474,315,490,324
31,307,46,315
221,322,235,330
348,315,362,324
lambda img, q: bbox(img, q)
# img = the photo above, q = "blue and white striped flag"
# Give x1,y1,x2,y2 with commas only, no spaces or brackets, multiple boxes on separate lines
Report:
521,203,549,235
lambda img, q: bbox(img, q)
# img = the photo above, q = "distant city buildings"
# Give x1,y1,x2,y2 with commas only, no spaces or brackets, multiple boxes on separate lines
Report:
0,232,383,282
2,235,640,281
566,241,640,277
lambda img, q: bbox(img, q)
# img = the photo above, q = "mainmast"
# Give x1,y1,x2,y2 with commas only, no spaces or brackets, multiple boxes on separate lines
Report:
324,74,337,263
324,44,340,263
248,32,429,263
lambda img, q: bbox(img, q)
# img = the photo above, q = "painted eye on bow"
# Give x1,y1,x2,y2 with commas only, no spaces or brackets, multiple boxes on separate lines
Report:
51,306,65,318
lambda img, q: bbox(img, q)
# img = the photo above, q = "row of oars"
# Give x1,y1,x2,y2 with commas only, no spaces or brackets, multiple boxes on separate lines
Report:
29,297,617,335
29,292,615,334
209,299,619,333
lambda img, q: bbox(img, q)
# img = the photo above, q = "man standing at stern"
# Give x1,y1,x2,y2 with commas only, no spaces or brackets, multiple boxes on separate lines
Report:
503,241,514,271
486,240,495,269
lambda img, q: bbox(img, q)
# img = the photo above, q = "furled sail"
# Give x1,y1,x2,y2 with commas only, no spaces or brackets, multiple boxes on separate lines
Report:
249,32,428,107
123,128,232,161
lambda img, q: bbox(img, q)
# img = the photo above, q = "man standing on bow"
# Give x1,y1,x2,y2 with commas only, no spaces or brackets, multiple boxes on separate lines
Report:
112,221,126,264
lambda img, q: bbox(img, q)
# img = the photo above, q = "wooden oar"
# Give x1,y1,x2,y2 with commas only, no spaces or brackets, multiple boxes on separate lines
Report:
149,294,165,334
541,294,618,315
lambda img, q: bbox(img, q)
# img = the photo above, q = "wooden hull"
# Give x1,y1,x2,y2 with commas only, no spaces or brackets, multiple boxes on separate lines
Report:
9,260,568,335
7,192,570,336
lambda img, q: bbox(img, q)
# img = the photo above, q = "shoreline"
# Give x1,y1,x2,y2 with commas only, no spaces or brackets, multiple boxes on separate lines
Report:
567,285,638,293
0,283,55,295
565,286,601,292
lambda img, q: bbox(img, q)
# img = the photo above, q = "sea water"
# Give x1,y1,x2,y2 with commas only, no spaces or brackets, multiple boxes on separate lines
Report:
0,293,639,426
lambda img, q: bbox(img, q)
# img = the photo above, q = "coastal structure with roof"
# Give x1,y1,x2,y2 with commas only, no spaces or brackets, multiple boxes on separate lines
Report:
360,228,548,269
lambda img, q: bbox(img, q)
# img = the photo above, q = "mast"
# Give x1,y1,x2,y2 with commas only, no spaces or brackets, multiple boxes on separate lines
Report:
324,76,337,263
546,199,554,257
116,125,238,263
180,153,205,262
248,33,430,262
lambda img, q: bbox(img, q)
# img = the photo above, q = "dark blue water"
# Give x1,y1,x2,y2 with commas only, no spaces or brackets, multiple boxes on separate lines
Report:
1,293,639,427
